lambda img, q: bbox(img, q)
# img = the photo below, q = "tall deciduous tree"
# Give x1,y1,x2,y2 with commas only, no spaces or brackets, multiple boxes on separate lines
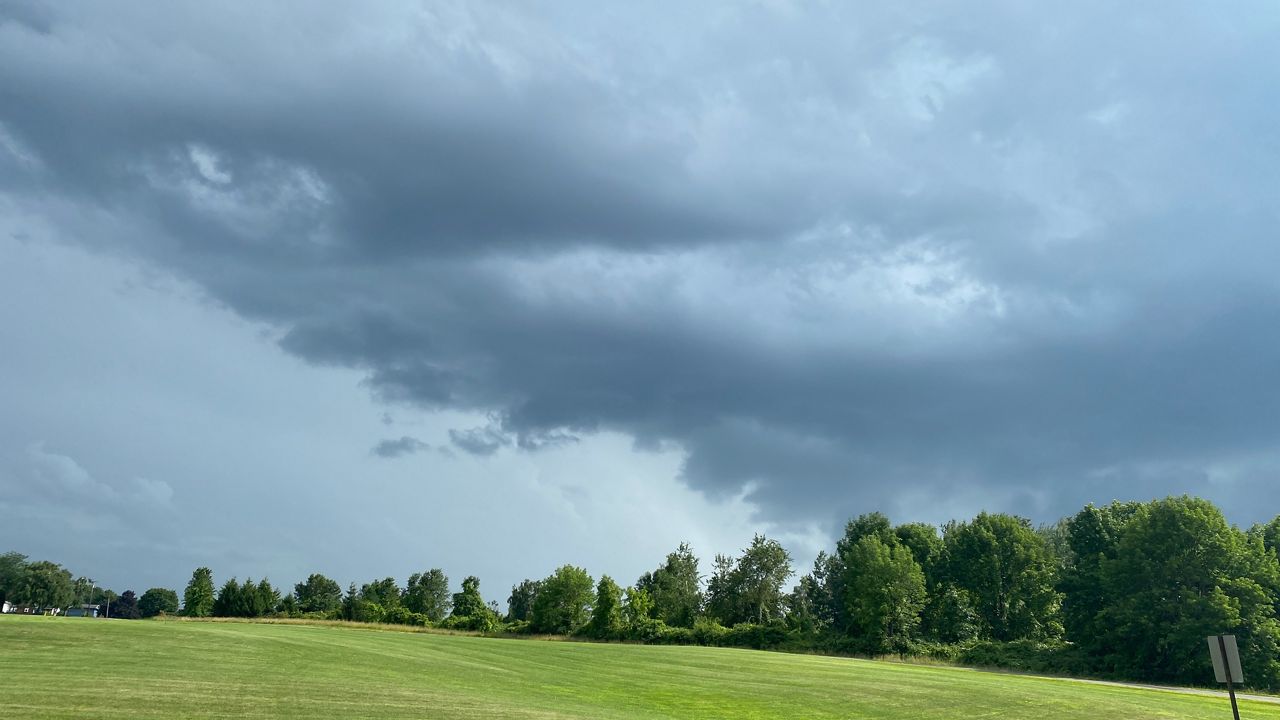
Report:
405,569,451,622
183,567,215,617
531,566,594,634
0,552,27,605
16,560,74,607
824,513,898,631
138,587,180,617
506,579,541,622
706,535,793,625
942,513,1062,641
637,543,702,628
843,536,926,652
893,523,943,576
588,575,623,638
1058,501,1141,652
1098,496,1280,688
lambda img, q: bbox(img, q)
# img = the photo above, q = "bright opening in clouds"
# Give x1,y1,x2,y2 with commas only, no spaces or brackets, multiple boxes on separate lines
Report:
3,1,1280,597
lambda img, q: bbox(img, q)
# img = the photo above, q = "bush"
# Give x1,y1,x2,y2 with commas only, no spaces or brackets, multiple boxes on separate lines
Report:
957,640,1089,676
440,612,500,633
621,618,667,643
502,620,533,635
721,622,789,649
691,618,728,646
381,606,430,627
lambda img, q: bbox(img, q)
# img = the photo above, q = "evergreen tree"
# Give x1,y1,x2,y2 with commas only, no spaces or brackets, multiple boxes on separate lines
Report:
212,578,240,617
256,578,280,616
294,573,342,614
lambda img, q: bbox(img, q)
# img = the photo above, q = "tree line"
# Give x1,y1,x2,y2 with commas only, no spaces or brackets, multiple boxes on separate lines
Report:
5,495,1280,689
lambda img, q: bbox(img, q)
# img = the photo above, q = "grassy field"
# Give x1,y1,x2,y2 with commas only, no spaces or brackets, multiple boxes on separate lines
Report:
0,616,1274,719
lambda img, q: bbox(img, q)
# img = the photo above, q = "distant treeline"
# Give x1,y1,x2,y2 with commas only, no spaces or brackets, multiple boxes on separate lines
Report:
5,495,1280,690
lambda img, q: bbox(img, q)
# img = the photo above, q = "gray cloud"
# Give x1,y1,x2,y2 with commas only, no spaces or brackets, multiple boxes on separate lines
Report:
371,436,431,459
449,426,510,457
3,1,1280,535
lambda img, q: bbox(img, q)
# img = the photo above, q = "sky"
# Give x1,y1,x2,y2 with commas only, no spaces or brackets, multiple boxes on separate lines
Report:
3,1,1280,603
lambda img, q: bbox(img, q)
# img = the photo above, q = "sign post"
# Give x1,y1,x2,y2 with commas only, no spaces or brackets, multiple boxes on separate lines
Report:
1208,634,1243,720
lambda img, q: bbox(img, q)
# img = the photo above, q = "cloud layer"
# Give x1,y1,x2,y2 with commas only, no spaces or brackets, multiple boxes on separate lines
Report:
4,1,1280,541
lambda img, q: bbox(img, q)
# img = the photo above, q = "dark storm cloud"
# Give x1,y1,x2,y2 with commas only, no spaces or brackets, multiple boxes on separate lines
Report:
4,1,1280,529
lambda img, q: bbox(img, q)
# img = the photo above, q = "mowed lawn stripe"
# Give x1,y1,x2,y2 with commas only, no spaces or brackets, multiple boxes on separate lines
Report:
2,616,1277,719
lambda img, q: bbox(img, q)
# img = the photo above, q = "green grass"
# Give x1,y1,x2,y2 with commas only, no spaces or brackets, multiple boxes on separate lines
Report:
0,616,1274,719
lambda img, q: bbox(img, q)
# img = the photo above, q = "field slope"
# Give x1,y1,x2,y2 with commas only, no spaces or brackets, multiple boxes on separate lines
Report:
1,616,1274,719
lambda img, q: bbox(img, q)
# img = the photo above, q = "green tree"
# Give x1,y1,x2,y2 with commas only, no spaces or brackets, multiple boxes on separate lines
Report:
823,513,899,631
588,575,623,638
506,579,541,622
294,573,342,614
922,583,981,643
113,590,142,619
17,560,74,608
255,578,280,616
71,576,97,605
637,542,702,628
784,573,824,634
404,569,450,621
942,512,1062,641
451,576,488,619
0,552,27,604
183,567,215,617
1249,515,1280,559
1058,501,1142,651
1098,496,1280,688
138,588,180,617
706,535,793,626
843,536,926,652
361,577,401,610
704,553,741,625
622,586,654,629
739,534,793,624
212,578,241,617
531,565,594,634
894,523,943,574
341,582,374,622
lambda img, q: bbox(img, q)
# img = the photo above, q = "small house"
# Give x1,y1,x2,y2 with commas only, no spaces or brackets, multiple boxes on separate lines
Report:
64,604,100,618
